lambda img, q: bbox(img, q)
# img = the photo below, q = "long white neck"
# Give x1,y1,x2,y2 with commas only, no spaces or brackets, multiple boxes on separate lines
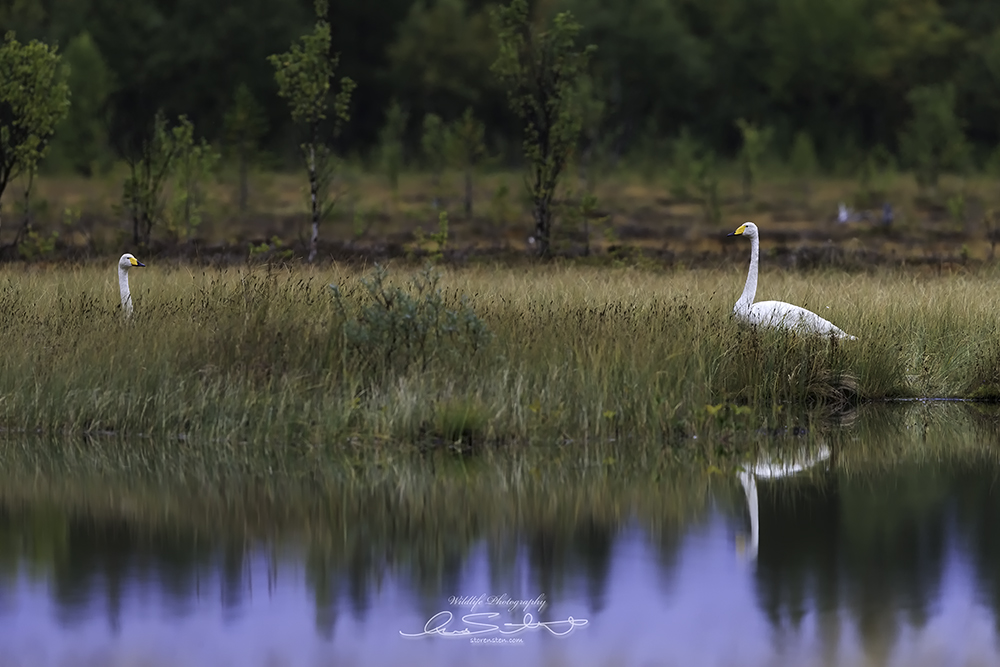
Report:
119,266,133,318
736,233,759,315
738,471,759,560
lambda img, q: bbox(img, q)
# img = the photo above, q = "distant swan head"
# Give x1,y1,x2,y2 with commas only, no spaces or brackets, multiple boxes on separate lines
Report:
118,253,145,319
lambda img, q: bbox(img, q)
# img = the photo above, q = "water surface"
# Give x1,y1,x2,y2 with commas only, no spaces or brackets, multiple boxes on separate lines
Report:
1,402,1000,667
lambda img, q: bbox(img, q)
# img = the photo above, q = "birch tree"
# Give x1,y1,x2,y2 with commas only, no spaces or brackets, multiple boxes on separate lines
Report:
0,31,70,240
491,0,594,258
269,0,355,263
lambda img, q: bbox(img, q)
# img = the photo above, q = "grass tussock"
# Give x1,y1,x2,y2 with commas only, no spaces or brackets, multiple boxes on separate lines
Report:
0,260,999,451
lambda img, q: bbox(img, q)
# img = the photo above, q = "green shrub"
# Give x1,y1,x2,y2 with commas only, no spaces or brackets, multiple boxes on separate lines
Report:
331,264,492,378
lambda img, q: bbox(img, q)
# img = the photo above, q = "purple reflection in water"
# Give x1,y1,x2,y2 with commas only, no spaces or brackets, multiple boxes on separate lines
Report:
0,510,998,667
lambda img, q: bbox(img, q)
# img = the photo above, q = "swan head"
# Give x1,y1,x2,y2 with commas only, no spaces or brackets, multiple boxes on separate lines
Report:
119,253,145,270
727,222,758,239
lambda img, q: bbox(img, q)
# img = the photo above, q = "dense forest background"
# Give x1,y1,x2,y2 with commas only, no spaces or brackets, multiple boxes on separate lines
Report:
4,0,1000,174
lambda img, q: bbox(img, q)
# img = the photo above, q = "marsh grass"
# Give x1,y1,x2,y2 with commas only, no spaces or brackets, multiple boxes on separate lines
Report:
0,260,998,450
0,403,994,585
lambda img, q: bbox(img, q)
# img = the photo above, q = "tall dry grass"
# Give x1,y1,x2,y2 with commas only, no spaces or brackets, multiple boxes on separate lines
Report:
0,259,997,451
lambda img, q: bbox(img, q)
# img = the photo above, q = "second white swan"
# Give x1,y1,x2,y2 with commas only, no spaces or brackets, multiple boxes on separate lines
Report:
728,222,856,340
118,253,145,319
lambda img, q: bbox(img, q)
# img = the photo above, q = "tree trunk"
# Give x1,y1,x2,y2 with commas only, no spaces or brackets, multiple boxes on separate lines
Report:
308,143,319,263
239,148,249,214
464,166,473,219
20,171,32,240
534,200,550,258
431,170,440,210
183,184,191,234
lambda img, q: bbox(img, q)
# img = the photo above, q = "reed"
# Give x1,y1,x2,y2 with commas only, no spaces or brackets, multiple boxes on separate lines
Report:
0,260,997,451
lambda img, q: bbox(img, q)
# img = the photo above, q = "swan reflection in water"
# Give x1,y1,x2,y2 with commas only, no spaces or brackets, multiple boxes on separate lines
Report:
736,445,831,561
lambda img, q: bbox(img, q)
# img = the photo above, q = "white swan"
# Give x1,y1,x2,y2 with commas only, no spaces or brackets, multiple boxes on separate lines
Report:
118,253,145,318
737,445,831,561
728,222,856,340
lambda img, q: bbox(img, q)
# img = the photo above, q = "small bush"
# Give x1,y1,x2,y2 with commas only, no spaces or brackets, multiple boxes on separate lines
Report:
331,264,492,378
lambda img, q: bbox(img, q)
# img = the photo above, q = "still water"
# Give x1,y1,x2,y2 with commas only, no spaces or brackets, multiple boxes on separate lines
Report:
1,402,1000,667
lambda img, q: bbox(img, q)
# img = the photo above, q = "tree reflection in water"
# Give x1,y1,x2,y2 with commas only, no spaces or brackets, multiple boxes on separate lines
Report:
0,402,998,665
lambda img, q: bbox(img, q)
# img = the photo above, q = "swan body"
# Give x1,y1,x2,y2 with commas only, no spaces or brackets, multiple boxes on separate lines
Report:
728,222,856,340
118,253,145,318
737,446,831,561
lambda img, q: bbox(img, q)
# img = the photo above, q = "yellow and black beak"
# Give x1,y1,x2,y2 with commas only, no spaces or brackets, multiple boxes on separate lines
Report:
130,257,145,267
727,224,747,237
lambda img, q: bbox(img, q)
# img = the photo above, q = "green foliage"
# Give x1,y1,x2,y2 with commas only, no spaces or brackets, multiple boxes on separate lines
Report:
568,0,708,153
692,152,721,225
0,1,45,36
59,204,89,248
248,235,293,261
411,210,450,263
763,0,959,161
448,107,486,218
855,145,896,208
667,128,701,200
491,0,596,257
47,31,111,176
630,117,666,184
448,107,486,166
899,84,970,192
330,264,492,377
351,204,378,240
986,145,1000,178
574,74,610,194
421,113,449,176
270,0,341,130
378,99,408,192
488,182,516,229
122,111,179,245
947,192,966,230
789,131,819,176
0,31,70,219
165,117,220,242
17,228,57,260
387,0,498,112
421,112,450,206
560,189,608,256
269,0,357,262
666,129,721,224
15,0,1000,179
735,119,773,202
224,84,268,158
223,83,268,213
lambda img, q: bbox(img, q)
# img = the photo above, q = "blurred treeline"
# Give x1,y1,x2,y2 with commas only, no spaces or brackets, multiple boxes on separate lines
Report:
3,0,1000,174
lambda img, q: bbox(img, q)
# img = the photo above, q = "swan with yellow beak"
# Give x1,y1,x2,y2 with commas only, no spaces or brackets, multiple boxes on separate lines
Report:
728,222,855,340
